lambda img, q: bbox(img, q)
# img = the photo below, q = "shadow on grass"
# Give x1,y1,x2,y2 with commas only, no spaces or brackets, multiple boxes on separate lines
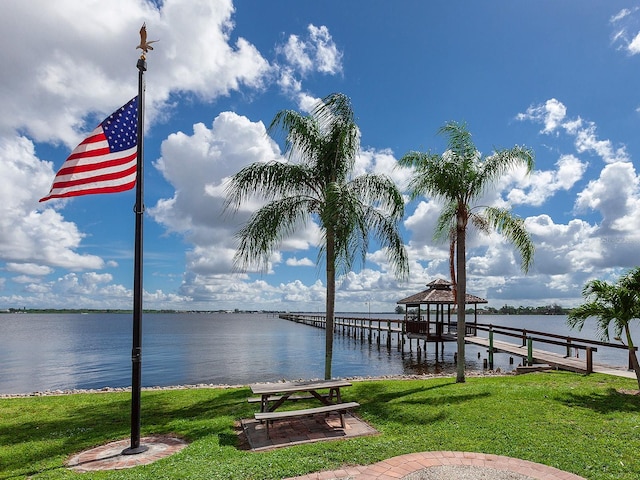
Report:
557,387,640,414
0,388,251,478
353,380,491,425
352,378,453,403
0,394,134,478
139,387,251,439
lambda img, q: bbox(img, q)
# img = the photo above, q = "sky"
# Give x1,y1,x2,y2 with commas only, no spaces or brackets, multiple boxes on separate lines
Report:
2,0,640,313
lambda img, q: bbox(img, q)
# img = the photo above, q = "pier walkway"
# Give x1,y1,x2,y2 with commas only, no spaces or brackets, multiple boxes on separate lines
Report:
279,314,637,379
465,336,636,379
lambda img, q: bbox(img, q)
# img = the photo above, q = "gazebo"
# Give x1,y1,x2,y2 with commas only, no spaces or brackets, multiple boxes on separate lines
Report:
397,278,487,344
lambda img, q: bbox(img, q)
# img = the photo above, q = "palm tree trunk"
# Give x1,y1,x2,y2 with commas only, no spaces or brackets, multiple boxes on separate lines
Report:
624,325,640,389
450,235,457,305
456,215,466,383
325,229,336,380
628,349,640,390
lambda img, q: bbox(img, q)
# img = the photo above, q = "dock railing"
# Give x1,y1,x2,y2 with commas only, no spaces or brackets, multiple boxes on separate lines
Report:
472,322,637,371
278,314,637,374
280,314,404,347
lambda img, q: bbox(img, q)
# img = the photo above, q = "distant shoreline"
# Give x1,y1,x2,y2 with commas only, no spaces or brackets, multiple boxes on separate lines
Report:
1,309,570,315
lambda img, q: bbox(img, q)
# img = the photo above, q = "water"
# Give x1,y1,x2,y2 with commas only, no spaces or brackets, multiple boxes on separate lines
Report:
0,312,634,395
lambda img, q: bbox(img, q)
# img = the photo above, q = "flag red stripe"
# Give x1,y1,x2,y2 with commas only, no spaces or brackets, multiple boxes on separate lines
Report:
67,146,112,161
49,164,138,189
60,147,136,170
39,168,137,202
65,130,110,161
40,181,137,201
64,129,109,159
77,131,105,146
56,151,137,176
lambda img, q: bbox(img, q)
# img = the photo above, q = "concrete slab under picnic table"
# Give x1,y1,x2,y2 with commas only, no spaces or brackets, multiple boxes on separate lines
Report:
240,412,378,451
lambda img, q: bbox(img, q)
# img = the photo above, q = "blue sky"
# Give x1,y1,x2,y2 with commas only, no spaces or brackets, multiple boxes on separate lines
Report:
2,0,640,312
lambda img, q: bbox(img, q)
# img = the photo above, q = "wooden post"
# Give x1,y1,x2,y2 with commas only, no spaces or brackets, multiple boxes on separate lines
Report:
586,347,593,374
527,336,533,366
474,305,478,335
488,327,494,369
386,320,392,349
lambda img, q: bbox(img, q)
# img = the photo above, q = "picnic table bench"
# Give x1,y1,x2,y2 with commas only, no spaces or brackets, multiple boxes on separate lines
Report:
249,379,359,438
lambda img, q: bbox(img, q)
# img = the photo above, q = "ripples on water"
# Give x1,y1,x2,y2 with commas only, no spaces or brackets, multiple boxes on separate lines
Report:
0,312,633,394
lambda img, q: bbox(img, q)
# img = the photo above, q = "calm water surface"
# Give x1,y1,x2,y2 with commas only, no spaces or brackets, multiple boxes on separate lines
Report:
0,312,633,395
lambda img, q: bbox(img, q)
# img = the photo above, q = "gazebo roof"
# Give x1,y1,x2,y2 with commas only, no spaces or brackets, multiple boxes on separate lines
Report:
397,278,488,305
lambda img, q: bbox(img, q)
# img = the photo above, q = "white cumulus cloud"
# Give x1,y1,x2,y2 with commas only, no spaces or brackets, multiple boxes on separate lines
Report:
517,99,628,164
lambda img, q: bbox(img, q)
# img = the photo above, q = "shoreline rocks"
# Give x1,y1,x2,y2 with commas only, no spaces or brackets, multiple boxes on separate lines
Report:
0,370,511,399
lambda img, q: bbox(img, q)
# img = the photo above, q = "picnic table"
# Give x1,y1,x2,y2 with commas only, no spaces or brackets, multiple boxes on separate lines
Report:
249,379,352,412
248,379,359,437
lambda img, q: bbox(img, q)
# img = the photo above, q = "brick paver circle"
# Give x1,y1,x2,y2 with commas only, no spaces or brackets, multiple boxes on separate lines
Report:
286,451,587,480
66,435,188,472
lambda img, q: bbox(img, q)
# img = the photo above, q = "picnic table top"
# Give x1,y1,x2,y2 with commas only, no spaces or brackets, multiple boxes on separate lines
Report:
249,379,352,395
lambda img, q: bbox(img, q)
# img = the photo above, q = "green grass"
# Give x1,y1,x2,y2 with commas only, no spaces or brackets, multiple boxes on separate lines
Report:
1,372,639,479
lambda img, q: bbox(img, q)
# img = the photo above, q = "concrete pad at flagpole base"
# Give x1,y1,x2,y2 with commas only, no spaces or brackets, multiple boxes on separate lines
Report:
67,435,188,472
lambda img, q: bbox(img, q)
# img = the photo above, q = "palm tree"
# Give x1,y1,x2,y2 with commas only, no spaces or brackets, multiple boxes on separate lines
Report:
398,121,535,383
225,93,409,379
568,267,640,388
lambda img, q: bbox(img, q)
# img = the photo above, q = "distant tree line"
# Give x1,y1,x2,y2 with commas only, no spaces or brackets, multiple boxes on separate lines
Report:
395,304,570,315
1,308,289,314
483,304,569,315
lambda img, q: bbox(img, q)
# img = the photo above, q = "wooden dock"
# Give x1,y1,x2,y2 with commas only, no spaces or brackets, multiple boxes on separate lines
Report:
279,313,404,348
465,336,636,379
279,314,637,380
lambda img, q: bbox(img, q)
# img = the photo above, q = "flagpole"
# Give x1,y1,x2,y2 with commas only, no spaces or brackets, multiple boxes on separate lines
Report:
122,49,148,456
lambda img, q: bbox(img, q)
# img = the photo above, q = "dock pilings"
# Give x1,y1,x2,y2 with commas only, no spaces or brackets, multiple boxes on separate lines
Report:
279,313,405,352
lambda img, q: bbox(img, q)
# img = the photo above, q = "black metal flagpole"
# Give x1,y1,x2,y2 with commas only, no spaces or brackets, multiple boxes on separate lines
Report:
122,31,149,456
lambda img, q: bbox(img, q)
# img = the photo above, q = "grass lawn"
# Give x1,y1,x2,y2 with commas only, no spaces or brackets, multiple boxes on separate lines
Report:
1,371,639,479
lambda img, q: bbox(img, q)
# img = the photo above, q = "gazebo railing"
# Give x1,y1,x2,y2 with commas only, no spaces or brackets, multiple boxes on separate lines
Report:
405,320,456,336
405,320,429,335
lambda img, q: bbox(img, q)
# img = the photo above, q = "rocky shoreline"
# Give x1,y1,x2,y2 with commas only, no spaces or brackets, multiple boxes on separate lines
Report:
0,370,510,399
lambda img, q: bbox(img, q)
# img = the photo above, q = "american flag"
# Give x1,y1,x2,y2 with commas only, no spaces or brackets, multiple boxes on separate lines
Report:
40,97,139,202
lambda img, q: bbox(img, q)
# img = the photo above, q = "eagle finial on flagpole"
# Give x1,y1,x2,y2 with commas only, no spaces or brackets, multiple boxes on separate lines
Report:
136,23,158,59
